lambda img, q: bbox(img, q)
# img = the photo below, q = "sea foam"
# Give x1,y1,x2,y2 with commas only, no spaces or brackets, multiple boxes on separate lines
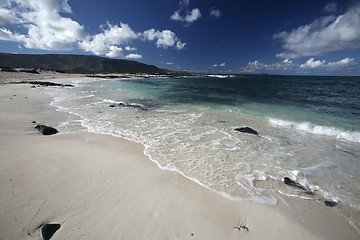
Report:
268,118,360,142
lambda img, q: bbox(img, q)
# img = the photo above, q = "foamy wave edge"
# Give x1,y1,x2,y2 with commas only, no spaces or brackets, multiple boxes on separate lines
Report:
268,118,360,143
88,125,279,204
142,146,278,205
79,116,278,205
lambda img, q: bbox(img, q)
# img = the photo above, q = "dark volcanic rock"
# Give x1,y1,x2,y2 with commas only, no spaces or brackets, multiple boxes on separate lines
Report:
234,127,259,135
86,75,126,79
324,201,338,207
126,102,148,111
19,81,74,87
35,125,58,135
41,224,61,240
284,177,306,190
9,81,73,87
109,102,148,111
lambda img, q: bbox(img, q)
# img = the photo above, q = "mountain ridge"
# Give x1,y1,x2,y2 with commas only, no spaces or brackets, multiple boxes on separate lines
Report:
0,53,166,74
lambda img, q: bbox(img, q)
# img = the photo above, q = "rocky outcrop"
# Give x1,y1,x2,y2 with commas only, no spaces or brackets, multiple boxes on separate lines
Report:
284,177,307,190
324,201,338,207
13,81,74,87
284,178,341,204
35,125,59,135
109,102,148,111
283,177,314,195
234,127,259,135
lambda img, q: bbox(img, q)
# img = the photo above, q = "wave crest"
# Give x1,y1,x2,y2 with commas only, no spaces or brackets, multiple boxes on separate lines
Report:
268,118,360,142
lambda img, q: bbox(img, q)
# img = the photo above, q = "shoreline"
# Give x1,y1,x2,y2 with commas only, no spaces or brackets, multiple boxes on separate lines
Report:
1,72,359,239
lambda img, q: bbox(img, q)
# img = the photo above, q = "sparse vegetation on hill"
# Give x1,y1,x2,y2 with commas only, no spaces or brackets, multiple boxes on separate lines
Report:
0,53,166,74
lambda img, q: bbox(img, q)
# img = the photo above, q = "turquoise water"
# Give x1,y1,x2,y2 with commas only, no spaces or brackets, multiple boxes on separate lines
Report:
47,75,360,218
92,75,360,135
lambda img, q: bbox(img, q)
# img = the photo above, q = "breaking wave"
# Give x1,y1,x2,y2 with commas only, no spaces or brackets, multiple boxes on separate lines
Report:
268,118,360,143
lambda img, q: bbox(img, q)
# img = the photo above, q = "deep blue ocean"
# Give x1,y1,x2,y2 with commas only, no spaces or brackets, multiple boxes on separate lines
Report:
47,74,360,223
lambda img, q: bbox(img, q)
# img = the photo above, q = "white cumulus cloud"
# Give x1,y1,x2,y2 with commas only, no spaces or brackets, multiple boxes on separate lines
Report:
184,8,201,22
171,8,201,24
170,0,201,25
125,53,142,59
327,57,356,68
246,60,266,70
0,0,85,50
300,57,356,69
212,62,226,67
125,46,137,51
78,23,138,57
274,4,360,59
176,41,186,50
143,29,186,50
242,59,297,73
0,27,25,42
242,57,357,74
0,8,18,25
300,58,326,68
0,0,186,58
80,26,185,58
106,46,123,58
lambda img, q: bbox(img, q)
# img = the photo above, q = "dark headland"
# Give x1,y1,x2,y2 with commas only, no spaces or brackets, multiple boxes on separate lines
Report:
0,53,191,76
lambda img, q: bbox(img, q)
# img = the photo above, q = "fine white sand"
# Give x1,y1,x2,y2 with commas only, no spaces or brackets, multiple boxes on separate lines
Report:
1,72,359,240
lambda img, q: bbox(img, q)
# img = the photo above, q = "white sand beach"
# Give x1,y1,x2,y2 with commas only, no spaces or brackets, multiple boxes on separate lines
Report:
0,72,359,240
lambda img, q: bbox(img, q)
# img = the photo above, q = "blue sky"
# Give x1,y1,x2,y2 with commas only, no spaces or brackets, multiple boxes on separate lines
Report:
1,0,360,75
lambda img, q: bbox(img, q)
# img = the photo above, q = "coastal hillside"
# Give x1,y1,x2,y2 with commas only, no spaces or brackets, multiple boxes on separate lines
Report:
0,53,166,74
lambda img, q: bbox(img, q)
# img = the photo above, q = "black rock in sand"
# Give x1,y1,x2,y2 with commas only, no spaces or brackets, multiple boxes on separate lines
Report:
324,201,338,207
283,177,314,195
35,125,58,135
109,102,148,111
41,224,61,240
234,127,259,135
